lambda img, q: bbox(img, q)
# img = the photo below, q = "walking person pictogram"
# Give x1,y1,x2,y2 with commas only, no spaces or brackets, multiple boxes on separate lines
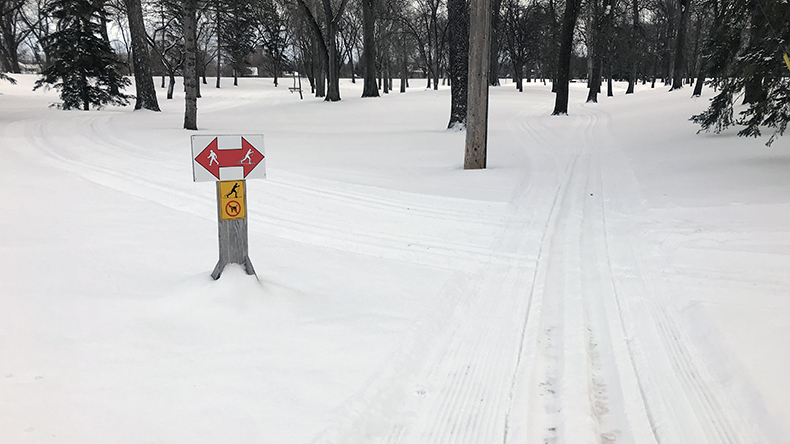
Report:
239,148,254,165
225,182,240,198
208,149,219,166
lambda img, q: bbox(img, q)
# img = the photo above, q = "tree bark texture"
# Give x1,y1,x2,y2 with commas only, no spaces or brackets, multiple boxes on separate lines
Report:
361,0,379,97
552,0,581,115
464,0,490,170
182,0,198,130
448,0,469,128
124,0,160,111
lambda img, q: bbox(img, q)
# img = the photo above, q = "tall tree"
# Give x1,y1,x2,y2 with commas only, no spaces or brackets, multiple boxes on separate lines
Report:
361,0,379,97
183,0,198,129
586,0,613,103
447,0,468,127
34,0,131,110
124,0,161,110
670,0,690,90
295,0,349,101
552,0,582,115
626,0,639,94
220,0,257,86
0,0,27,73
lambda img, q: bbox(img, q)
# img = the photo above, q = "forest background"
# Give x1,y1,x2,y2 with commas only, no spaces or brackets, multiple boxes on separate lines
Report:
1,0,789,143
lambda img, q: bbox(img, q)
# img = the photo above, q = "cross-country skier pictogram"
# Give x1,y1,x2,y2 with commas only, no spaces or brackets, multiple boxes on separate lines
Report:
208,149,219,166
225,182,240,198
239,148,254,165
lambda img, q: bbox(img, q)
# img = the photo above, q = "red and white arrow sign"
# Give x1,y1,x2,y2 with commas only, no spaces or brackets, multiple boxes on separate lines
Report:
191,135,266,182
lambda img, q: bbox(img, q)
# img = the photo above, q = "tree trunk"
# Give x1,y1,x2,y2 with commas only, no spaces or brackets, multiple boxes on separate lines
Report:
671,0,690,90
465,0,491,170
167,73,175,99
322,0,343,101
607,70,613,96
124,0,160,110
361,0,379,97
400,45,408,93
743,6,763,104
553,0,581,115
447,0,469,128
183,0,198,130
489,0,501,86
692,63,705,97
626,0,638,94
215,2,221,88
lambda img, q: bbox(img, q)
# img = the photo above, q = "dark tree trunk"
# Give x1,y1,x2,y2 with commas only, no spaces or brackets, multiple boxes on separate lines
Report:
489,0,501,86
586,0,612,103
447,0,469,128
183,0,198,130
400,48,407,93
215,2,221,89
607,68,613,96
671,0,690,90
743,6,764,104
361,0,379,97
124,0,160,110
553,0,581,115
321,0,345,101
626,0,638,94
167,73,175,99
692,64,705,97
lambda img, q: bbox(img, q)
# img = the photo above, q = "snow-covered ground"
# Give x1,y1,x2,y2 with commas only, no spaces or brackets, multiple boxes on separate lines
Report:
1,74,789,444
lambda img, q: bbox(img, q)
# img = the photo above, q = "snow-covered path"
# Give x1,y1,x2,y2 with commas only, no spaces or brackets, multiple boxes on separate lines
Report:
1,76,789,443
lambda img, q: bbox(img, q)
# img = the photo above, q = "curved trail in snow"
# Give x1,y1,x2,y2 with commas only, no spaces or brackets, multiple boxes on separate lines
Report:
4,93,773,444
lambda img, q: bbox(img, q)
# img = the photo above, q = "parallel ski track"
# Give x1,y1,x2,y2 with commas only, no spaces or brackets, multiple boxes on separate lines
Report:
7,101,771,444
592,105,767,444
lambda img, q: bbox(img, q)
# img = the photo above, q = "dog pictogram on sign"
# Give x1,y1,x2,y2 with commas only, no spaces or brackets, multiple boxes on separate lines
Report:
218,180,246,220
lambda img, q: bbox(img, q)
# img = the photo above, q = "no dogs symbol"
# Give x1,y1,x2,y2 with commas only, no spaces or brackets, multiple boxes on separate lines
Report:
225,200,242,217
218,180,246,220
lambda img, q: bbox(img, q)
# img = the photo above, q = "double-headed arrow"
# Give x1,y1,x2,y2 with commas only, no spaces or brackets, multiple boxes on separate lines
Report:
195,137,264,180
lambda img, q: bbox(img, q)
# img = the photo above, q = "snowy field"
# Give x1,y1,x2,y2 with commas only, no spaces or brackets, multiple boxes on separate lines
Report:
1,74,789,443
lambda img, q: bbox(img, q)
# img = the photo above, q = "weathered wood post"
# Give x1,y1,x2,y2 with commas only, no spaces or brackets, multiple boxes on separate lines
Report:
191,135,266,280
464,0,491,170
212,179,255,279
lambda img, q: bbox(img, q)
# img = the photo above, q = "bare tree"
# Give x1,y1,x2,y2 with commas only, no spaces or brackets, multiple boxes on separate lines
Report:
124,0,161,110
361,0,379,96
552,0,582,115
183,0,198,129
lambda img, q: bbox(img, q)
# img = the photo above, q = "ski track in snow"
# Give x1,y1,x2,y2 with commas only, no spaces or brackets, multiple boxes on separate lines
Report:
308,100,772,443
2,84,777,444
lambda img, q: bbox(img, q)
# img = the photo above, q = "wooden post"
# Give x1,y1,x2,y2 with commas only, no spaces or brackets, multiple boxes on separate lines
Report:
464,0,491,170
211,179,256,280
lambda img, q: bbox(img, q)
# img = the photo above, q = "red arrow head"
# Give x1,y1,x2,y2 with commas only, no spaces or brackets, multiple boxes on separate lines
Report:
240,137,265,177
195,138,221,179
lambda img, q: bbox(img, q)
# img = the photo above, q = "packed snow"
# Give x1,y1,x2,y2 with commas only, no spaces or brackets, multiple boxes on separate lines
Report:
1,74,789,443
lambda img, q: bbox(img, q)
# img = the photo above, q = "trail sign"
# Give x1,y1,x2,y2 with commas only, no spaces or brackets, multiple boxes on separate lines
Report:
191,134,265,280
192,135,265,182
218,180,246,220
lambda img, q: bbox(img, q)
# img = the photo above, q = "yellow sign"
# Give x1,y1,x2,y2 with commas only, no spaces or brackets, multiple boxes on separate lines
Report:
218,180,246,220
784,53,790,73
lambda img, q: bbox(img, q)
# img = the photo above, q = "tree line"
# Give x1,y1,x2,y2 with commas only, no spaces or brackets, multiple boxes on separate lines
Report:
1,0,789,142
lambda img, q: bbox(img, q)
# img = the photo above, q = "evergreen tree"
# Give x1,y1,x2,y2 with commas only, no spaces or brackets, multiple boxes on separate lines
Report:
33,0,131,110
692,0,790,145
